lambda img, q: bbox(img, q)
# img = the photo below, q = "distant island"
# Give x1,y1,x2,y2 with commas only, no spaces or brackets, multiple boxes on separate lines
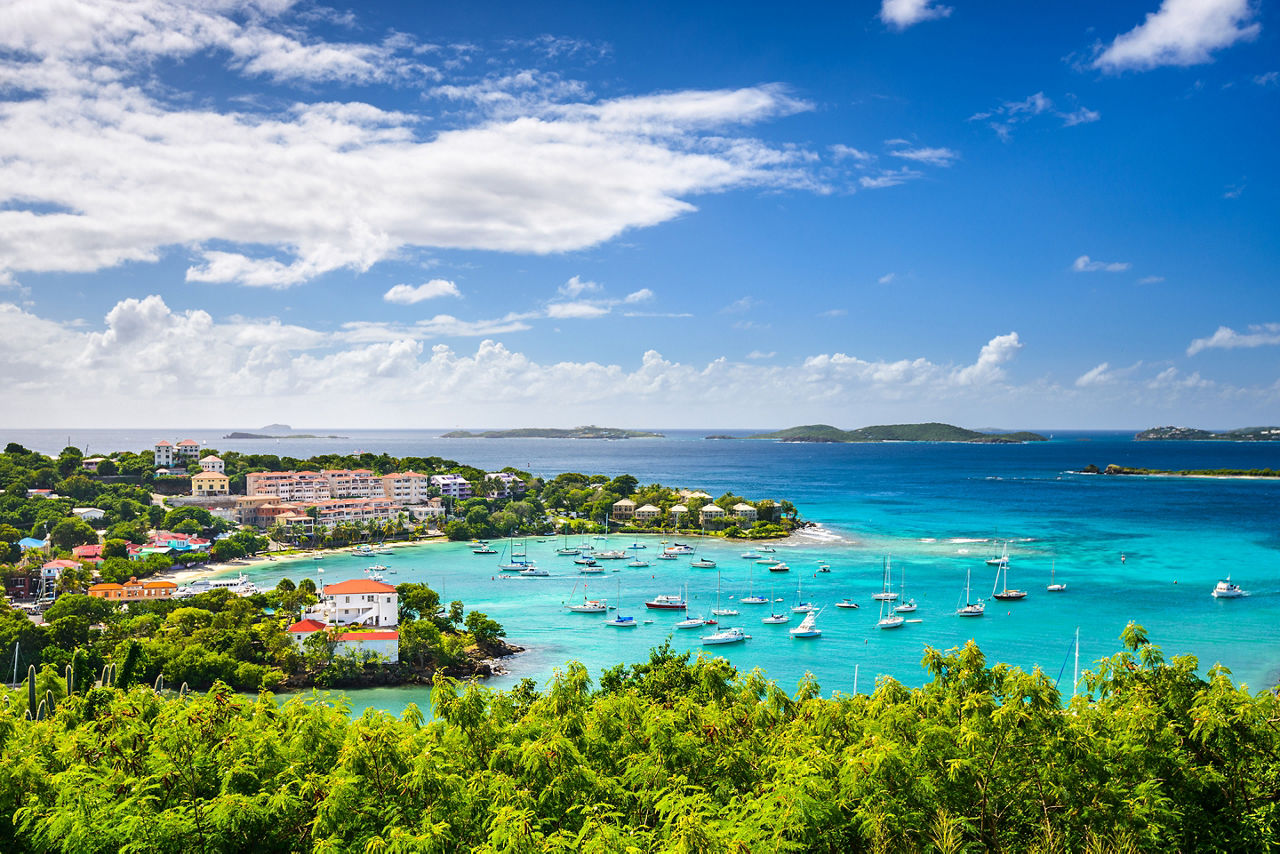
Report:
222,432,349,440
441,425,664,439
1085,463,1279,479
704,434,737,440
749,422,1048,444
1136,426,1280,441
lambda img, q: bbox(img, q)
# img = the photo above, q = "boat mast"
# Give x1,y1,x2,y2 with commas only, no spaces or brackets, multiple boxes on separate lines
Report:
1072,626,1080,700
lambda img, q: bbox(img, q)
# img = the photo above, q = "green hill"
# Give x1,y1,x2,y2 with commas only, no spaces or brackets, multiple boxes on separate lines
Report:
750,422,1047,443
441,425,664,439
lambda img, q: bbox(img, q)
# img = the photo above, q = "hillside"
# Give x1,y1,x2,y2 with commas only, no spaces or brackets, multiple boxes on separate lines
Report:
440,425,664,439
749,422,1048,443
1137,425,1280,441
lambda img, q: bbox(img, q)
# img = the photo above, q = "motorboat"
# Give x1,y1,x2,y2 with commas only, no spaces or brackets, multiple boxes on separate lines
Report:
762,612,790,624
655,553,678,560
1212,578,1246,599
579,565,604,574
691,557,716,568
834,599,860,609
817,563,831,573
789,611,821,638
711,606,740,616
756,558,779,565
596,550,628,560
645,594,687,610
757,546,776,553
473,546,497,555
740,551,761,559
701,626,750,644
665,543,695,555
519,567,549,577
768,562,790,572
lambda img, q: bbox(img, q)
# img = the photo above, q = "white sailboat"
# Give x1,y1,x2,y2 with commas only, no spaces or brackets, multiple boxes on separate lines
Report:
894,562,916,613
876,599,905,629
956,569,985,617
740,564,768,604
1047,560,1066,592
604,578,637,626
872,556,898,601
701,626,750,644
566,583,607,613
711,570,740,616
790,576,815,613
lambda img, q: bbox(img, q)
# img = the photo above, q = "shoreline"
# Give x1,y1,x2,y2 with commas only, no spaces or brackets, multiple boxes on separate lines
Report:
153,535,453,585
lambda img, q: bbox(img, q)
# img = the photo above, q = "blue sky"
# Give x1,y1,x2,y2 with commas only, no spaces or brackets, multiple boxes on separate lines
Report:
0,0,1276,430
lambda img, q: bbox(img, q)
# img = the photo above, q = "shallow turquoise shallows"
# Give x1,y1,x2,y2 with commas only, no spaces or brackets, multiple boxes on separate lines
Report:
17,428,1280,713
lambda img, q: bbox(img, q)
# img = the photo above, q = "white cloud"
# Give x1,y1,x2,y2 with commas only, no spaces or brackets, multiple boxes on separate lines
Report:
1138,275,1166,284
1072,255,1131,273
878,273,896,285
624,288,654,303
383,280,462,305
0,4,822,287
546,301,611,319
721,296,759,314
830,144,874,163
1187,323,1280,355
1060,107,1102,126
1256,71,1279,86
880,0,953,30
746,350,776,360
1075,362,1115,387
558,275,602,298
1093,0,1261,72
889,146,959,167
950,332,1022,386
1223,183,1245,199
859,167,923,189
820,309,848,317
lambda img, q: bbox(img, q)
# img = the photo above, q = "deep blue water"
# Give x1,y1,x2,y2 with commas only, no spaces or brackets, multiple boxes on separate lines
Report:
11,428,1280,712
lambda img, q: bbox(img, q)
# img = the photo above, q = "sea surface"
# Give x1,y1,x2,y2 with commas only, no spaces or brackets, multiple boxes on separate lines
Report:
10,428,1280,713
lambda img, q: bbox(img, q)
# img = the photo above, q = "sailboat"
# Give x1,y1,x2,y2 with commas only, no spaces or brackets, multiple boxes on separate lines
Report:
711,570,740,616
762,585,790,623
555,532,579,556
877,599,905,629
566,582,607,613
1047,560,1066,592
740,564,769,604
790,576,815,613
604,578,637,627
871,556,898,601
956,569,985,617
894,561,917,613
991,558,1027,601
986,541,1010,567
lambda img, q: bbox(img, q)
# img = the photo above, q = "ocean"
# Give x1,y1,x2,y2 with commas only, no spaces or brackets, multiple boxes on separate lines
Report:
10,428,1280,713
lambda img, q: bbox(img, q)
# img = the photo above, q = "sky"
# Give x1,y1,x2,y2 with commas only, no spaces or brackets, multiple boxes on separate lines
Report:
0,0,1277,431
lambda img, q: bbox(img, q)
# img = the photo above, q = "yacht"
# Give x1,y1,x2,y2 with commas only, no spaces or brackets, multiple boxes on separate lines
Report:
894,599,917,613
674,615,706,629
991,560,1028,601
789,611,822,638
655,552,678,561
644,594,687,610
518,567,549,577
817,563,831,573
701,626,750,645
834,598,860,609
1211,578,1246,599
986,541,1010,567
629,542,647,550
762,611,790,624
627,556,651,568
768,562,790,573
877,600,905,629
573,555,599,566
664,543,695,555
1047,561,1067,592
555,547,580,556
691,557,716,568
604,614,638,627
174,573,259,598
790,577,815,613
596,550,628,560
872,556,898,601
567,595,608,613
740,551,761,559
757,546,776,553
472,545,497,555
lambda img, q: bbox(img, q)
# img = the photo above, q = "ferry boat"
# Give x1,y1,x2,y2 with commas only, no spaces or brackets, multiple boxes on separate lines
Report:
174,573,259,598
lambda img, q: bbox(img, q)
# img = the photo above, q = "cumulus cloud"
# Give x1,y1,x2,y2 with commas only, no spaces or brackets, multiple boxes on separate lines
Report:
546,301,611,319
880,0,953,30
624,288,654,303
951,332,1022,386
1138,275,1166,284
0,3,822,287
1072,255,1131,273
878,273,897,284
558,275,601,298
1093,0,1261,72
1187,323,1280,355
1076,363,1115,387
383,280,462,304
720,296,759,314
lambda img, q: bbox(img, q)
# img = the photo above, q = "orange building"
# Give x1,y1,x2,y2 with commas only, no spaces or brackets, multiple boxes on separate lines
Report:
88,577,178,601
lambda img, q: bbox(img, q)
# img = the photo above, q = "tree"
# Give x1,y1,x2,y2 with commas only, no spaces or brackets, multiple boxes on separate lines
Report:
210,539,244,562
396,583,442,624
464,610,505,648
102,539,129,559
49,518,98,551
95,459,118,476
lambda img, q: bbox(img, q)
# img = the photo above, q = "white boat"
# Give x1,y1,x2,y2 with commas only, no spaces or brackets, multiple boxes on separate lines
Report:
789,611,821,638
645,594,687,610
894,564,916,612
1211,577,1246,598
596,550,628,560
762,611,790,624
740,551,761,559
627,557,651,568
755,558,779,565
579,565,604,574
573,555,599,565
604,615,638,627
556,547,580,556
518,567,549,577
757,546,776,553
1047,560,1066,592
986,541,1010,567
629,542,647,550
656,552,678,560
567,589,608,613
956,569,985,617
674,616,706,629
790,577,815,613
877,600,905,629
767,562,790,573
174,573,259,598
701,626,750,645
710,570,740,616
872,556,899,601
664,543,695,555
473,546,497,554
372,546,393,555
353,544,374,555
817,563,831,573
740,565,769,604
691,557,716,568
834,598,860,609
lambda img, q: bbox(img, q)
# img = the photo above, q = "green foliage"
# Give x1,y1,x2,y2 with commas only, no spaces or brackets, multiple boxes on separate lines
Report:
0,628,1275,852
47,517,98,551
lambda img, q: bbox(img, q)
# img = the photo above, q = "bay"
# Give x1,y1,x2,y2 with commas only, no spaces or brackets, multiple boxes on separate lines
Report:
11,428,1280,713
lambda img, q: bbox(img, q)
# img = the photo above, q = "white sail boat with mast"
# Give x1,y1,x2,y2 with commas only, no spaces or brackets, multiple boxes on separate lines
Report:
872,555,898,601
956,569,985,617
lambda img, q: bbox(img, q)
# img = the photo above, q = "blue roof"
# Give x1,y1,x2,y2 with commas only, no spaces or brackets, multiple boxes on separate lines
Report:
17,538,47,550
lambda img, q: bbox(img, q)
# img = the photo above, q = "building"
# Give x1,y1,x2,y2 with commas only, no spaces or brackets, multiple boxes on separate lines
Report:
429,473,472,500
199,455,224,473
324,469,382,499
485,471,526,498
699,504,727,527
88,578,177,601
732,503,758,522
285,620,400,664
406,497,446,522
153,441,175,467
634,503,661,523
381,471,434,504
191,471,230,497
81,457,107,473
175,440,201,461
611,498,637,521
669,504,688,523
72,507,106,522
309,578,399,627
245,471,331,501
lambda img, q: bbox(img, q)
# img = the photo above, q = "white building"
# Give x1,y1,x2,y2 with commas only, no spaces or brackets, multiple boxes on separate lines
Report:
72,507,106,521
382,471,434,504
199,455,225,473
285,619,399,664
306,578,399,627
485,471,526,498
153,441,175,467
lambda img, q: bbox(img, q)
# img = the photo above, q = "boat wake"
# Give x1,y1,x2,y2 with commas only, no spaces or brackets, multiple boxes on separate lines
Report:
790,524,854,545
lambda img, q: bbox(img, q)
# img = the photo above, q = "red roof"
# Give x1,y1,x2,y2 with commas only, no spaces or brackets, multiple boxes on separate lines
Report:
177,440,199,446
338,631,398,641
43,559,81,570
286,619,327,634
324,579,397,595
73,544,103,558
155,441,172,446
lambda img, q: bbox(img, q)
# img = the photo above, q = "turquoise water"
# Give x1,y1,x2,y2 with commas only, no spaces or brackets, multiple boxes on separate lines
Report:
12,429,1279,710
80,428,1269,715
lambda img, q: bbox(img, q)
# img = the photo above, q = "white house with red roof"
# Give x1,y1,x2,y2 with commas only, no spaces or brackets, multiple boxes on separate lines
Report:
285,619,400,663
306,578,399,628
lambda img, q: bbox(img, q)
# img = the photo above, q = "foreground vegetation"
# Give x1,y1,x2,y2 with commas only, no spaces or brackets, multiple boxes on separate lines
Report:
0,625,1275,852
